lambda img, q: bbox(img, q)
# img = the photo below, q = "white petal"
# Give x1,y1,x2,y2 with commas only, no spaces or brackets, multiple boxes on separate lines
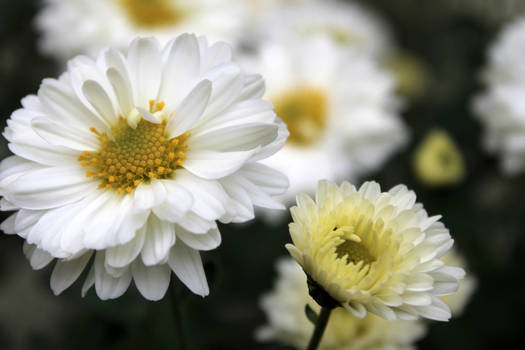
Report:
106,67,134,117
105,225,146,268
175,171,227,220
165,80,212,138
6,166,94,210
159,34,201,108
94,251,132,300
1,213,17,234
133,180,167,213
168,241,209,296
219,178,254,223
141,216,176,266
189,123,278,152
83,192,131,249
183,149,254,180
236,74,265,101
38,77,105,130
152,181,193,222
199,39,232,72
5,111,80,166
413,297,451,321
178,211,216,234
132,259,171,301
127,37,162,108
239,163,289,196
23,243,54,270
136,107,162,124
50,252,92,295
176,227,221,251
0,156,41,190
344,301,367,318
26,200,84,257
198,63,243,121
81,80,118,126
81,264,95,297
14,209,43,236
31,117,99,151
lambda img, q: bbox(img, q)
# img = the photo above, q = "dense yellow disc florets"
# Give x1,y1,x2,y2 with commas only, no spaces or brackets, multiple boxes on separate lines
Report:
273,87,327,145
117,0,181,28
79,104,188,194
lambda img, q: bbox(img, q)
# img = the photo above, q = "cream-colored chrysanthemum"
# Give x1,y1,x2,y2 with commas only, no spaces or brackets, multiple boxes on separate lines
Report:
257,258,426,350
440,249,477,316
239,37,406,206
286,180,464,321
413,129,466,187
473,17,525,175
0,34,288,301
248,0,392,58
36,0,248,62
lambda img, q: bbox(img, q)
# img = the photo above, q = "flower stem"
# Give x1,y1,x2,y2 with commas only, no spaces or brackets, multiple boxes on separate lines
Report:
169,279,188,350
306,307,332,350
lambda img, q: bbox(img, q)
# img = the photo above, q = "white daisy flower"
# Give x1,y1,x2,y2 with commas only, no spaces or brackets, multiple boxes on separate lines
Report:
473,17,525,174
0,34,288,301
257,258,427,350
247,0,393,59
36,0,248,62
286,180,465,321
240,37,406,206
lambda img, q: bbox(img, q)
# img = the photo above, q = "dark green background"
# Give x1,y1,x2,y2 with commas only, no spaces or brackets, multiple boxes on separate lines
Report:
0,0,524,349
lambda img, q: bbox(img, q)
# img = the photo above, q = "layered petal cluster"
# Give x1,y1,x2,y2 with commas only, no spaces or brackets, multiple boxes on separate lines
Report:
36,0,248,62
473,17,525,174
240,37,406,205
286,180,464,321
0,34,288,300
257,258,426,350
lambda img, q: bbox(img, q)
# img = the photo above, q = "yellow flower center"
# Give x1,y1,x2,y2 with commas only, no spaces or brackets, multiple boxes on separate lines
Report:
272,87,328,145
117,0,181,28
336,239,376,265
79,101,188,194
332,226,376,266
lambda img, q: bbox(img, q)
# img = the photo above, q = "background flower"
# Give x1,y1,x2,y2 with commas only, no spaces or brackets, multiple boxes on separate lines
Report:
257,258,427,350
239,37,406,207
286,180,464,321
0,34,288,301
245,0,393,59
473,17,525,175
36,0,249,62
413,129,466,187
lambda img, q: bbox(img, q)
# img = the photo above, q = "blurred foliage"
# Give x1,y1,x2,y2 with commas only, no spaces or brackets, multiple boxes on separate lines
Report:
0,0,524,349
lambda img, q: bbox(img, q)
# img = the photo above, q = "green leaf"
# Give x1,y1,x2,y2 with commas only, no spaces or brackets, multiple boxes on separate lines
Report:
304,304,318,325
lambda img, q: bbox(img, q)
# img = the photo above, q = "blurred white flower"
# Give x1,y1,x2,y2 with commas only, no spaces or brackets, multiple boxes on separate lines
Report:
473,17,525,175
440,249,477,316
0,34,288,301
286,180,465,321
257,258,427,350
36,0,248,62
240,37,406,206
247,0,393,58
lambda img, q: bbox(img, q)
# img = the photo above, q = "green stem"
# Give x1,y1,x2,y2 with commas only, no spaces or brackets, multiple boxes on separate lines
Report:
306,307,332,350
169,279,188,350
